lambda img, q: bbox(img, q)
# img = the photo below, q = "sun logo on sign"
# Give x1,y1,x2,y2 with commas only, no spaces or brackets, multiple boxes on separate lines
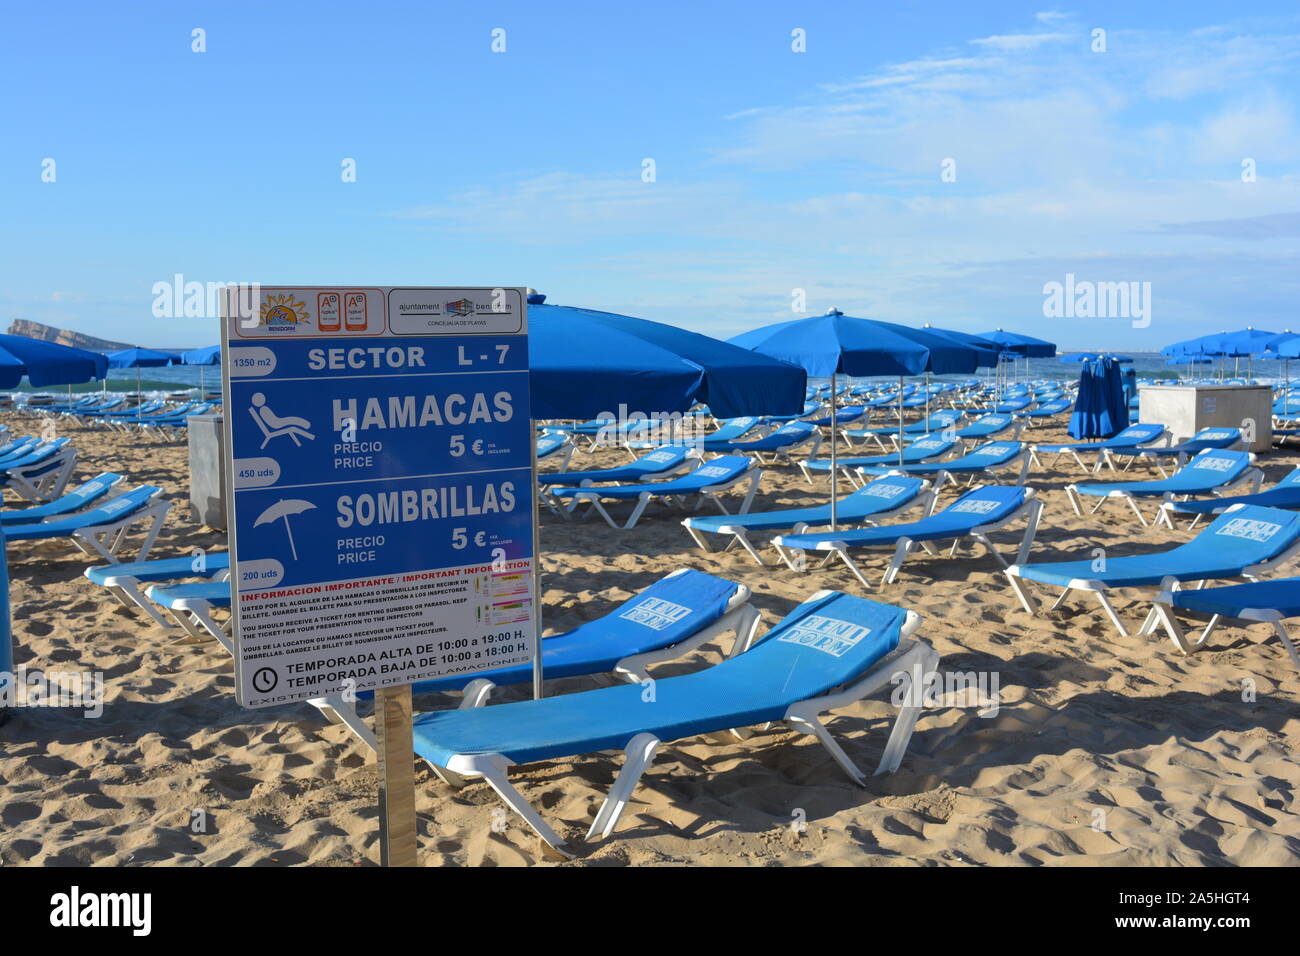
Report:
259,294,311,329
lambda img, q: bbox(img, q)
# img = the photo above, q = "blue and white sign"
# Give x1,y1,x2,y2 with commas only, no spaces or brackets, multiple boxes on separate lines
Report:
222,287,535,707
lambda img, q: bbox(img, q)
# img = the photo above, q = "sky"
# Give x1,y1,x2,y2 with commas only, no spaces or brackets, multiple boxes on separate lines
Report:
1,1,1298,351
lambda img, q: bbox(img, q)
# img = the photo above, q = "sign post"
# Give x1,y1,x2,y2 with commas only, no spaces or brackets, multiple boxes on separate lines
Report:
221,286,535,866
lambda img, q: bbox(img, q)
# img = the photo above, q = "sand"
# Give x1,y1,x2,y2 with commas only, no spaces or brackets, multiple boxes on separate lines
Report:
2,412,1299,867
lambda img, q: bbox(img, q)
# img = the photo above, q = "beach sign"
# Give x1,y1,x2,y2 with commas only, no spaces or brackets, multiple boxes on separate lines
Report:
221,287,536,707
221,287,536,864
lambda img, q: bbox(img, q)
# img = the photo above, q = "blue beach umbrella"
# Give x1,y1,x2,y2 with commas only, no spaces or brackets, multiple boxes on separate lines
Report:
1069,357,1128,440
106,347,180,419
979,328,1056,392
0,334,108,389
181,344,221,397
730,308,984,527
527,296,806,420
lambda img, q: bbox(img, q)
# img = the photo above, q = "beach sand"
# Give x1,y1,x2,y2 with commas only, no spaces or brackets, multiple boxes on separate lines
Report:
2,413,1299,866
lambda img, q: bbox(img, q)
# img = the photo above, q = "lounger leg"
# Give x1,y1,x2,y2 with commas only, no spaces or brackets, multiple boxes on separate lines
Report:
876,643,940,774
784,709,868,786
622,495,652,529
882,538,913,585
107,580,175,628
473,756,573,856
1122,493,1149,527
970,532,1009,568
1065,485,1083,517
1151,602,1198,655
831,546,876,589
308,695,378,752
586,733,661,842
459,678,496,708
1004,571,1039,615
1273,622,1300,672
731,531,770,567
682,522,714,553
1015,501,1044,566
1095,590,1130,637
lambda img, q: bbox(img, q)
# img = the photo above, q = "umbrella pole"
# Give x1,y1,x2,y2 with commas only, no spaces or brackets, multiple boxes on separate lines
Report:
897,375,905,466
136,367,142,421
282,516,299,561
530,420,545,699
829,373,838,531
925,371,931,425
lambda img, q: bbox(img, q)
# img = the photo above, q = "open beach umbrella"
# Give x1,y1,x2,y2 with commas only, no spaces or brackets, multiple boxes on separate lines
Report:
181,344,221,397
979,328,1056,391
525,293,808,699
107,347,180,420
0,334,109,389
730,308,983,528
1068,357,1128,440
527,295,806,419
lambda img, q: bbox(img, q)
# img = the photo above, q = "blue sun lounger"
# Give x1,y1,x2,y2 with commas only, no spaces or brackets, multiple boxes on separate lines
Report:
0,472,123,525
1005,504,1300,637
805,406,867,428
539,445,698,491
1016,398,1072,422
535,432,575,473
798,434,957,486
86,549,230,627
994,397,1033,413
682,475,934,565
410,590,939,855
551,456,761,529
0,438,40,463
0,438,77,502
1065,449,1261,527
762,400,822,423
149,569,761,753
705,420,821,462
1031,423,1167,472
1136,427,1243,473
697,417,766,450
855,441,1032,490
2,485,170,562
1159,466,1300,526
1151,577,1300,671
774,485,1043,587
955,413,1023,447
846,410,965,449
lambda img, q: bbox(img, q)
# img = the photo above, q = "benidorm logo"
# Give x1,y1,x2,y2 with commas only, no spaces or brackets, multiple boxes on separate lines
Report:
446,298,474,317
259,294,312,330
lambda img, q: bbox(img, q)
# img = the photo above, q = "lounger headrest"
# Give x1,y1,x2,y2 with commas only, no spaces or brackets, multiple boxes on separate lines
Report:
853,476,923,501
1206,505,1300,551
750,591,908,682
1187,449,1250,473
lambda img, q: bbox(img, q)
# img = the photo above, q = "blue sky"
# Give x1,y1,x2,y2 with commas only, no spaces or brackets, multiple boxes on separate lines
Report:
2,1,1298,350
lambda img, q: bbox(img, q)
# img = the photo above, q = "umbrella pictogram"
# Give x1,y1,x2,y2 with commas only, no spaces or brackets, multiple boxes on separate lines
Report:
254,499,317,560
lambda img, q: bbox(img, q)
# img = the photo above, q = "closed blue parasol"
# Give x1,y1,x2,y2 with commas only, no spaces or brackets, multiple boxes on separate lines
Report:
1068,356,1128,440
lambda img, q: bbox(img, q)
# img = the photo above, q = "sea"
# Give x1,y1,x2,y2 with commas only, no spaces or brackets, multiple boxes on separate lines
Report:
18,350,1300,399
